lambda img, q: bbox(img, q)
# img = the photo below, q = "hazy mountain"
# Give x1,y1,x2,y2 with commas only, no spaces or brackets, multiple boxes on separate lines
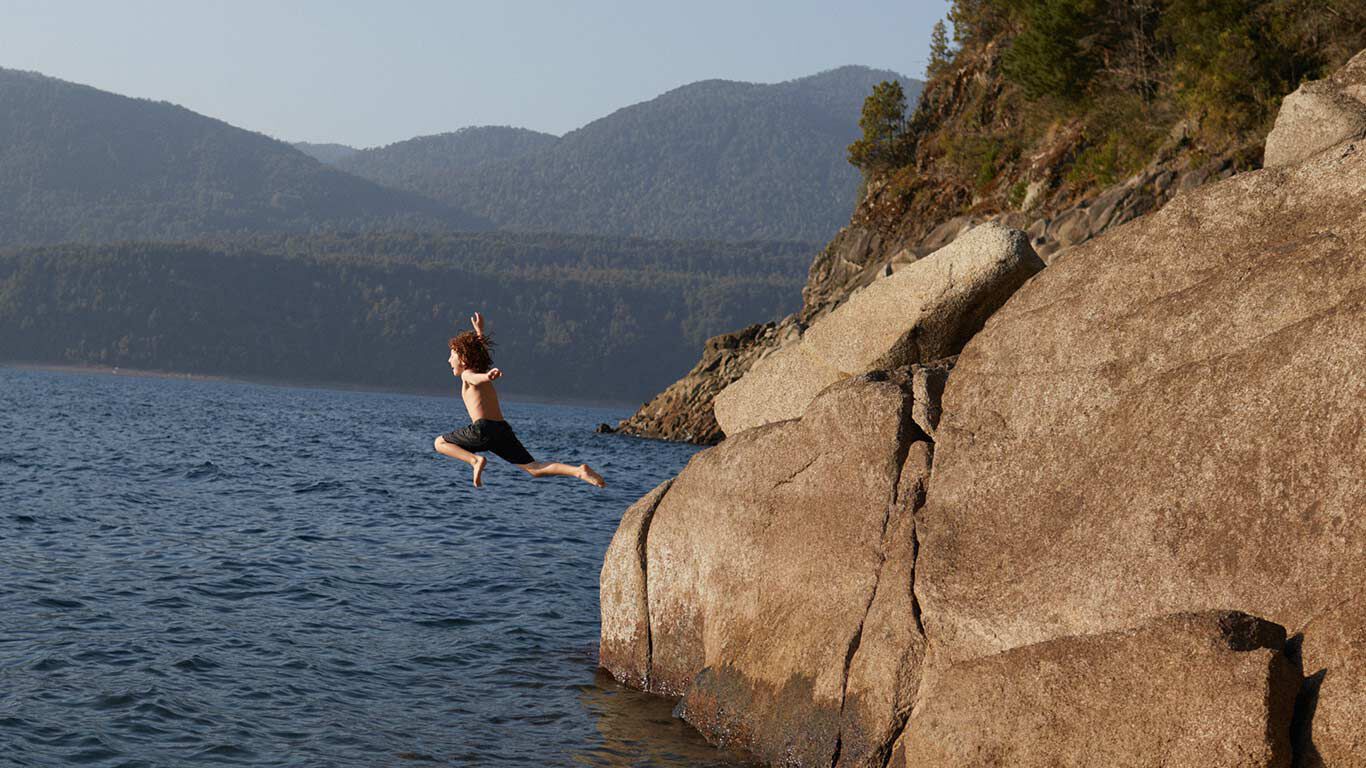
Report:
326,67,922,243
334,126,558,191
292,141,359,164
0,68,490,246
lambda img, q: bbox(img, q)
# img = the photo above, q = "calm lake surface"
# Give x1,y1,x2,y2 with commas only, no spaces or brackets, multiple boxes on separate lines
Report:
0,367,750,767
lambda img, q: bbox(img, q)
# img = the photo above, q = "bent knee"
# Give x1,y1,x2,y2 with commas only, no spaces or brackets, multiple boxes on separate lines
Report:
433,436,446,451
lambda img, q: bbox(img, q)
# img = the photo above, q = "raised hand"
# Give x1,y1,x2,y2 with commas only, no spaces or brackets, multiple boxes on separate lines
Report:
487,368,502,381
470,311,485,337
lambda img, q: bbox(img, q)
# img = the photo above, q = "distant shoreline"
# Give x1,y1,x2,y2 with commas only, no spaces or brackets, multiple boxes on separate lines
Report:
1,361,638,411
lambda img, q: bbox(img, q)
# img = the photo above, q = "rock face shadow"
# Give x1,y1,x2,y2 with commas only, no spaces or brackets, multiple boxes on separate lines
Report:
1287,631,1325,768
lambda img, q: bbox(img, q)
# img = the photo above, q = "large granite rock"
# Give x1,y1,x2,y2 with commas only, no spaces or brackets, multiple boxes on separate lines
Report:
898,612,1300,768
602,372,930,766
615,143,1244,445
710,341,842,438
713,223,1042,436
915,134,1366,748
599,479,672,689
1265,49,1366,167
803,223,1041,373
833,441,932,768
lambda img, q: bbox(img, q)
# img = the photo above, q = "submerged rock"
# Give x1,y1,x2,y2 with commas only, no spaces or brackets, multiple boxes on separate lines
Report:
898,612,1300,768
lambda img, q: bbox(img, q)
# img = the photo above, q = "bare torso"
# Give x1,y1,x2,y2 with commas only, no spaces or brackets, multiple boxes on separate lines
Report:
461,378,504,422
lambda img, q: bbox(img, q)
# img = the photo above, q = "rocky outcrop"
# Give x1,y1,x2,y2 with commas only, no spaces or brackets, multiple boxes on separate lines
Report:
598,479,672,689
915,135,1365,759
898,611,1301,768
600,371,934,766
1264,50,1366,168
613,320,798,444
601,50,1366,766
713,223,1042,436
615,142,1244,443
710,340,842,438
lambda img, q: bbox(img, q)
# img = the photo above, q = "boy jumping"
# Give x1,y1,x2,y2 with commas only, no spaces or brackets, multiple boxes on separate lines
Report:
434,312,606,489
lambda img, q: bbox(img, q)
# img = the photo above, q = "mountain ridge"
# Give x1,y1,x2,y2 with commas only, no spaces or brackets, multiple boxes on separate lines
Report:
314,66,921,243
0,67,490,246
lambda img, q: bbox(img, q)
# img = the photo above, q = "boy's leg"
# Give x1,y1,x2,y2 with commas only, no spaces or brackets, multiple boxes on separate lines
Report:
518,460,605,487
434,436,487,487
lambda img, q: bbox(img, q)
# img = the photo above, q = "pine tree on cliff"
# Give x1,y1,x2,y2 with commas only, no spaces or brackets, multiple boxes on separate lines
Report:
847,80,912,175
928,20,955,77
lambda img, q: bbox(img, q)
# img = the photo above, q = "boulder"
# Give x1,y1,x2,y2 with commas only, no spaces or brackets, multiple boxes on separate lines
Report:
804,223,1042,375
633,373,927,766
712,341,842,438
914,134,1366,738
599,479,673,688
898,612,1300,768
715,223,1042,436
1264,49,1366,168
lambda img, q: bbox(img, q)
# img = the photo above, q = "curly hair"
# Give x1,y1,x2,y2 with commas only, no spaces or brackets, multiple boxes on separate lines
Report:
449,332,495,373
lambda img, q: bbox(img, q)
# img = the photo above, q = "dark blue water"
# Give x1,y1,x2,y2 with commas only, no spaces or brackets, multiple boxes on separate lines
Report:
0,367,746,767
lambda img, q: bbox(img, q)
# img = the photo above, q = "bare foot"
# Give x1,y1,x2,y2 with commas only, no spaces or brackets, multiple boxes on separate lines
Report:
471,455,487,488
578,464,606,488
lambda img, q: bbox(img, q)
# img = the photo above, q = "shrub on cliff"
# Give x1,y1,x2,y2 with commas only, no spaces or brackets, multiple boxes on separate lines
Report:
843,0,1366,240
847,80,915,175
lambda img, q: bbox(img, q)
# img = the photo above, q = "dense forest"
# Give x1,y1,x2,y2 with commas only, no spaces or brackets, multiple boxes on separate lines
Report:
0,233,811,402
332,127,558,191
844,0,1366,234
0,69,490,247
317,67,921,243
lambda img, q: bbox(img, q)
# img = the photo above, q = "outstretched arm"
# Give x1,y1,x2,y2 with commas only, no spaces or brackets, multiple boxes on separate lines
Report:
461,368,502,385
470,311,486,338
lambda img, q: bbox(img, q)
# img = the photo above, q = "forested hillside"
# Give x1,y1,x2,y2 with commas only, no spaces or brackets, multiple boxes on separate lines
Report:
0,69,490,247
0,233,810,401
326,67,921,243
844,0,1366,243
617,0,1366,443
334,126,558,192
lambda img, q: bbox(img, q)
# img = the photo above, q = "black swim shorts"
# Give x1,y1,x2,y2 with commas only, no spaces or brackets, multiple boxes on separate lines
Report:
440,419,535,465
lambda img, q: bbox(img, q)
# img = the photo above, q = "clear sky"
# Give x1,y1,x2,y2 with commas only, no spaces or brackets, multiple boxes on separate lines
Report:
0,0,951,148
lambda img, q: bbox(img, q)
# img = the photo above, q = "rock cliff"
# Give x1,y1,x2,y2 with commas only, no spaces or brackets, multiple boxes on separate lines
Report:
615,44,1251,444
601,50,1366,767
713,223,1042,436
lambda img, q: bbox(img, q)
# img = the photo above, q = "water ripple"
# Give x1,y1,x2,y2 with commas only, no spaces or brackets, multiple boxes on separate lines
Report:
1,366,751,767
